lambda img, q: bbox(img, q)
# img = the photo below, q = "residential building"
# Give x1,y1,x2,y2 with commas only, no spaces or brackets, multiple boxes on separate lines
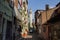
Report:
0,0,22,40
35,2,60,40
41,3,60,40
35,10,43,33
29,8,33,28
13,0,22,40
32,19,36,31
0,0,14,40
20,0,28,38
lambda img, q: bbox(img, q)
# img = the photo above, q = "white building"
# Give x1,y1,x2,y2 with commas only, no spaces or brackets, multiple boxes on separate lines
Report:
29,8,33,28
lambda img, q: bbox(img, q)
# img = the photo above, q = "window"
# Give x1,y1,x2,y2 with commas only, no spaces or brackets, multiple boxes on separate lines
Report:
0,14,2,27
37,19,39,23
0,13,2,40
6,21,12,40
43,27,46,32
2,18,5,34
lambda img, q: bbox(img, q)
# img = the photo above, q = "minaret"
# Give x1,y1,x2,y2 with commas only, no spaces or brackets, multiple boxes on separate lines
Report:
29,8,33,28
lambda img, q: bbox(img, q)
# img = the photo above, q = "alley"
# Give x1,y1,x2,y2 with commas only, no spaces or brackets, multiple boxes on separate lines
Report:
0,0,60,40
20,32,42,40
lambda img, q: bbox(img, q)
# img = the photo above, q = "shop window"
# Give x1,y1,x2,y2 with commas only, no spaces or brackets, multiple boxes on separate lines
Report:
2,18,5,32
57,32,60,39
6,21,12,40
43,27,46,32
1,18,5,40
57,27,60,39
0,14,2,27
37,19,39,23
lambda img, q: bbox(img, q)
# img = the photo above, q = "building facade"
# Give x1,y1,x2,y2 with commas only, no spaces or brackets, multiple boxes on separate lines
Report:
13,0,22,40
0,0,14,40
29,8,33,28
0,0,22,40
35,2,60,40
35,10,43,33
19,0,28,38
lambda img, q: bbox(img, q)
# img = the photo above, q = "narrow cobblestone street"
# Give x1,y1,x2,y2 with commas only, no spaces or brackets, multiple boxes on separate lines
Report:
0,0,60,40
20,32,42,40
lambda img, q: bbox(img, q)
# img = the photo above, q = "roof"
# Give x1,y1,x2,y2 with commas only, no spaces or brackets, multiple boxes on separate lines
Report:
56,2,60,7
41,6,60,24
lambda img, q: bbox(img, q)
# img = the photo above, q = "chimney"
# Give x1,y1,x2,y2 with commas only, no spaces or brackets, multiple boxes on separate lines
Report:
45,4,49,10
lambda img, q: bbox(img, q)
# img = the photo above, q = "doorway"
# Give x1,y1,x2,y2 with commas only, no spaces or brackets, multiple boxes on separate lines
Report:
5,21,12,40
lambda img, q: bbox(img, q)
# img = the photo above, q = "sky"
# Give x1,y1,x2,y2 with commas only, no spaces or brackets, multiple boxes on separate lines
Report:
28,0,60,19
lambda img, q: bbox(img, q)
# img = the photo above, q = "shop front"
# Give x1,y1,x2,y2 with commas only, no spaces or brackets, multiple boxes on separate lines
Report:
0,1,13,40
